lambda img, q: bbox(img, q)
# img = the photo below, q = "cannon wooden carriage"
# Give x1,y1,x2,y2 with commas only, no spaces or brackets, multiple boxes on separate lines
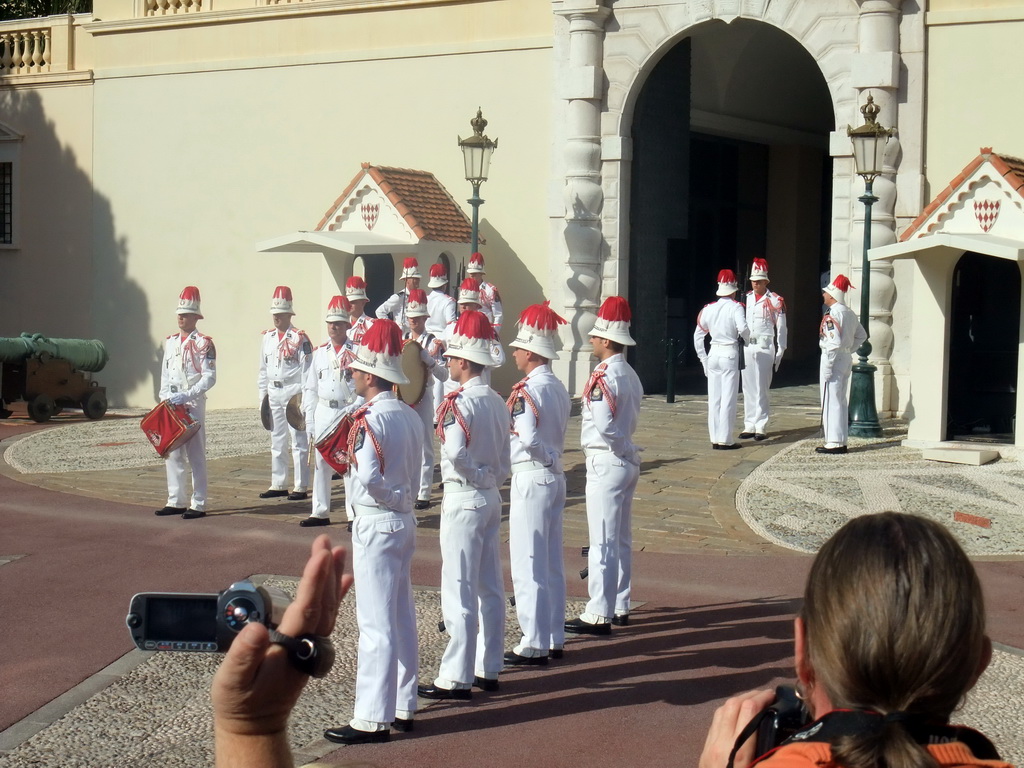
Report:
0,333,109,422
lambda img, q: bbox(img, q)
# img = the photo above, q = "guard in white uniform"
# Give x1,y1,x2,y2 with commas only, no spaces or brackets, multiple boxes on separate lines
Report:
442,278,505,392
694,270,749,450
504,302,571,665
566,296,643,635
419,310,511,698
300,295,355,527
740,258,788,440
257,286,313,499
467,251,504,334
403,288,448,509
376,258,422,333
818,275,867,454
323,319,423,745
156,286,216,519
426,263,456,415
339,276,376,528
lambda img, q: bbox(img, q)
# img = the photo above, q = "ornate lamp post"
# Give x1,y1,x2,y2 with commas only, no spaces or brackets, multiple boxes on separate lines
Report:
847,93,891,438
458,108,498,255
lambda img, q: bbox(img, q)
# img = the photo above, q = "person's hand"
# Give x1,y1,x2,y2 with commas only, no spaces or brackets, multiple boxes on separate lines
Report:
699,689,776,768
774,351,783,372
212,535,352,741
701,361,709,378
822,367,833,381
169,393,189,406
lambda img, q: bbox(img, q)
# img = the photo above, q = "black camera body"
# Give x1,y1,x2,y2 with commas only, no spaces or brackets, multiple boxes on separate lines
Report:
125,580,289,652
755,686,811,754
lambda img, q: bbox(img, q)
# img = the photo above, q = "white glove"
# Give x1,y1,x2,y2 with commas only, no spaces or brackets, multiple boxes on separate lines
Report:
169,393,189,406
701,360,709,378
774,351,784,371
822,367,833,381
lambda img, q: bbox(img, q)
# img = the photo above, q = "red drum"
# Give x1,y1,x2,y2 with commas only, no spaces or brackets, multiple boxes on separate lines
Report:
315,414,354,474
141,401,201,458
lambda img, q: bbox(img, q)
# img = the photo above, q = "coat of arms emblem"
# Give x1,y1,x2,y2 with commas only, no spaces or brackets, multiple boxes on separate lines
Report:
974,198,1000,233
361,202,380,231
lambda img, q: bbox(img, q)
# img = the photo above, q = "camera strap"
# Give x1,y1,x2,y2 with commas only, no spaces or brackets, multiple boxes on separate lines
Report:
267,629,336,678
740,710,1001,767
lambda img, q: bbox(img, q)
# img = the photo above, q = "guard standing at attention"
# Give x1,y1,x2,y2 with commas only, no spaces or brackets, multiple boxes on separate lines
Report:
504,302,571,665
426,263,457,415
566,296,643,636
376,257,421,333
739,258,787,441
466,252,504,335
403,288,448,510
300,295,355,527
156,286,217,520
818,275,867,455
345,276,375,354
419,310,511,699
258,286,313,500
694,270,749,450
323,319,423,745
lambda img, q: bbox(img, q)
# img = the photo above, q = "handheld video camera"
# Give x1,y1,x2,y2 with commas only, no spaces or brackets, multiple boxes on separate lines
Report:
727,686,810,768
125,580,290,652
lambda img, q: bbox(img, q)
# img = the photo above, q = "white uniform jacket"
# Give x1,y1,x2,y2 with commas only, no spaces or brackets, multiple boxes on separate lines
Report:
745,290,787,357
478,281,503,332
426,290,456,336
580,354,643,465
376,289,413,333
347,391,423,514
257,325,312,403
693,298,749,365
160,330,216,404
303,342,355,440
509,365,570,472
819,302,867,377
437,377,511,489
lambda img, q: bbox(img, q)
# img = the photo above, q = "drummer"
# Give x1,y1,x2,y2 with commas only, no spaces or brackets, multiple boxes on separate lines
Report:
403,289,448,510
300,295,357,527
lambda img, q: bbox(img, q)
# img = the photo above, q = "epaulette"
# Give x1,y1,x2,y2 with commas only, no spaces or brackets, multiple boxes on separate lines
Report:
731,298,744,306
166,333,176,339
318,341,330,349
703,301,717,309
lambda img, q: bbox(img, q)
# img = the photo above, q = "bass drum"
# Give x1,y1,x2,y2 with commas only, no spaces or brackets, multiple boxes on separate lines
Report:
315,413,354,474
397,339,429,406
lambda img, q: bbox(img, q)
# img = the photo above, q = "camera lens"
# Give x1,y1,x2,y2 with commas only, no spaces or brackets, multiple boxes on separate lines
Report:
223,597,262,633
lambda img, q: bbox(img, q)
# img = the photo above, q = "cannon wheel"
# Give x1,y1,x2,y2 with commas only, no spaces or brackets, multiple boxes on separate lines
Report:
27,395,56,423
82,390,107,420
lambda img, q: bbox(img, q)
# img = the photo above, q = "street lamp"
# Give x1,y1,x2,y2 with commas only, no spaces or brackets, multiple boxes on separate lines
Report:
846,92,892,438
458,107,498,255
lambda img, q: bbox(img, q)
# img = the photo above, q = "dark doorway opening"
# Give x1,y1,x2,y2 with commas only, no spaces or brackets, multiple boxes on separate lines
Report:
356,254,396,317
947,252,1020,442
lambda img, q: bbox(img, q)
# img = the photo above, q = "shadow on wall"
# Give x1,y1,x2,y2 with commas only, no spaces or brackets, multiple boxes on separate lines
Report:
0,89,151,408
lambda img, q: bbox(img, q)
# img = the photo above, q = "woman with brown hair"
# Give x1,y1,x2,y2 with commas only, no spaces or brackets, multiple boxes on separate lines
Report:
700,512,1013,768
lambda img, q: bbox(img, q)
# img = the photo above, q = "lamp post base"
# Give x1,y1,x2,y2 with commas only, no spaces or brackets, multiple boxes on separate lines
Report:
849,360,882,438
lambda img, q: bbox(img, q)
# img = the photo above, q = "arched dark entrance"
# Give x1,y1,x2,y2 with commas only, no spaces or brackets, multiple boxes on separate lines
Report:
355,254,395,317
947,252,1021,441
628,19,834,392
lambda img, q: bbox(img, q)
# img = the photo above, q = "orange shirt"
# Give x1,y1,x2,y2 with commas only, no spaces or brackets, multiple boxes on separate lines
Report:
758,741,1013,768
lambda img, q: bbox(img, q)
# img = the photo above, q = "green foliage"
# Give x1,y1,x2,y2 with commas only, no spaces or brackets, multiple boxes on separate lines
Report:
0,0,91,21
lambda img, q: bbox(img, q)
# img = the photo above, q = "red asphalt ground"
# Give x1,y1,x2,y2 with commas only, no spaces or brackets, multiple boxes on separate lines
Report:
2,415,1023,767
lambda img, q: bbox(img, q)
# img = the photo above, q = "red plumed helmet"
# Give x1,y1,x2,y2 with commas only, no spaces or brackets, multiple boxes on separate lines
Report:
361,318,403,355
429,263,447,277
408,288,428,305
445,309,497,366
717,269,737,285
345,276,368,300
468,252,485,273
177,285,203,317
590,296,636,346
400,257,421,280
832,275,853,292
458,278,482,304
325,295,350,322
597,296,632,322
750,258,770,281
518,300,567,331
512,301,566,359
349,319,408,384
270,285,295,314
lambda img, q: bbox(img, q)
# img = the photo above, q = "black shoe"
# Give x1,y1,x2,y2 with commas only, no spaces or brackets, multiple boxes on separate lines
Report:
182,509,206,519
716,443,742,450
438,482,444,491
414,499,431,510
331,472,341,480
347,520,353,532
473,676,499,692
754,433,768,441
815,445,848,455
564,618,611,636
155,506,186,516
612,614,629,627
503,650,548,667
287,491,308,501
738,432,756,439
300,516,330,527
549,649,564,660
323,725,390,745
418,684,472,700
259,489,289,499
391,718,414,733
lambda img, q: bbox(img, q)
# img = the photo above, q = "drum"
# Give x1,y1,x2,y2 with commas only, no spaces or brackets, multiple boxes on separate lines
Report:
286,393,306,431
397,339,429,406
315,413,354,474
141,401,201,458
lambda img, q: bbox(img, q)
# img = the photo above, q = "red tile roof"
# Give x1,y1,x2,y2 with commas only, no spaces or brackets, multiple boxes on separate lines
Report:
316,163,479,244
901,148,1024,240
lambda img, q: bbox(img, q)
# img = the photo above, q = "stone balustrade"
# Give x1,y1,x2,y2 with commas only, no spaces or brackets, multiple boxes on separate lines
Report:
144,0,203,14
0,27,52,76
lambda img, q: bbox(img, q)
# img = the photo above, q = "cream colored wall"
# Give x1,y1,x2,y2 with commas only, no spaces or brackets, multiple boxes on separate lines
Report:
89,37,552,407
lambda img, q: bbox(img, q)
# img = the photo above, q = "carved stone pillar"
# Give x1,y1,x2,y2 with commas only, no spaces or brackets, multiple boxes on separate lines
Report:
853,0,903,414
553,0,609,395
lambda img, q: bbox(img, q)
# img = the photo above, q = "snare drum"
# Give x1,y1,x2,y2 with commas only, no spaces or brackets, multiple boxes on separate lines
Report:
315,413,354,474
141,401,201,458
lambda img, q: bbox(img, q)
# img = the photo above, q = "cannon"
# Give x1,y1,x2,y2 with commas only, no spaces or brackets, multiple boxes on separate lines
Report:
0,333,109,422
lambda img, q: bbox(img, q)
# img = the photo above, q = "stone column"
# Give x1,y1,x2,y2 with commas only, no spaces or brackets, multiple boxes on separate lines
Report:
853,0,903,415
552,0,609,395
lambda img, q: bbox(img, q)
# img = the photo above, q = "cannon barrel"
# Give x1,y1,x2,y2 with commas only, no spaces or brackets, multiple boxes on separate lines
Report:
0,333,108,373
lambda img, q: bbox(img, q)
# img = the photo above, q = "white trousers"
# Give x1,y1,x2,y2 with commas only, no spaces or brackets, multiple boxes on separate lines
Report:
351,510,418,726
509,468,567,653
820,353,853,448
707,345,740,445
585,453,639,621
436,486,505,686
268,394,309,492
741,344,775,433
165,399,207,511
412,394,436,501
310,403,345,519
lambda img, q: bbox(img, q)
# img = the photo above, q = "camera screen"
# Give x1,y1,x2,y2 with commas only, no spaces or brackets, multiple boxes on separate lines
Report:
146,595,218,642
